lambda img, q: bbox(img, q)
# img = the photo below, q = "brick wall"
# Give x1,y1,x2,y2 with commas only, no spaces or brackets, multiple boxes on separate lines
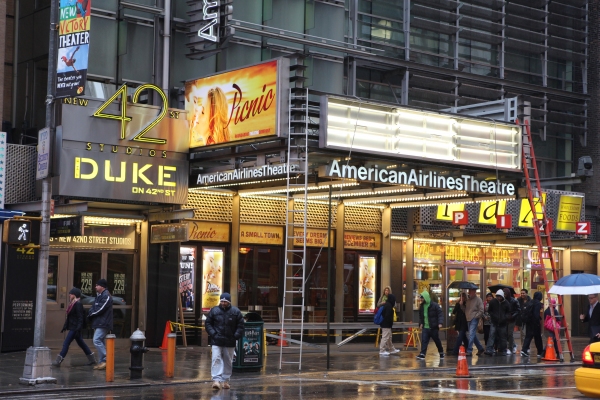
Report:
574,0,599,207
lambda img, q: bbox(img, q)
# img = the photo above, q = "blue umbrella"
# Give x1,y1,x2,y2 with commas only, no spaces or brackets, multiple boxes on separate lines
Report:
548,273,600,295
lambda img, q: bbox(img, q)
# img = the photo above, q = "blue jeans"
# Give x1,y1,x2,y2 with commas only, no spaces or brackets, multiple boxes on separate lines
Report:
467,318,484,353
93,328,109,362
420,328,444,356
452,329,469,354
60,330,92,358
486,324,497,353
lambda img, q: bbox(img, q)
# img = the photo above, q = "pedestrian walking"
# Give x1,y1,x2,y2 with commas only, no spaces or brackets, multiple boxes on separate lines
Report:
451,293,469,355
378,294,399,356
517,289,530,348
52,287,96,367
88,279,113,370
580,293,600,343
377,286,392,308
503,287,521,354
543,298,560,357
483,293,493,346
464,288,485,356
416,291,444,360
205,293,244,390
520,291,544,358
484,290,510,356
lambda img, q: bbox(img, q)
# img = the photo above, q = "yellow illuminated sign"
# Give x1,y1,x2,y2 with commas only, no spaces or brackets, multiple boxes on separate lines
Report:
436,203,465,221
518,193,547,227
556,195,583,231
344,231,381,250
478,200,507,225
239,224,284,245
293,228,335,248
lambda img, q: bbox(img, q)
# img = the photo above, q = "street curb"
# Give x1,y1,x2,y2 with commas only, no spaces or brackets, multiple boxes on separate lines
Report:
0,362,582,397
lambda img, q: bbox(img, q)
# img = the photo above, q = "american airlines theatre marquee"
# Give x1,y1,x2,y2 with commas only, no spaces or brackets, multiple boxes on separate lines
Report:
57,85,189,204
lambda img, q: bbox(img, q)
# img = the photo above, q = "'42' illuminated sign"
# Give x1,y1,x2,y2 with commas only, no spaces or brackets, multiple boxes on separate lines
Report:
92,84,168,145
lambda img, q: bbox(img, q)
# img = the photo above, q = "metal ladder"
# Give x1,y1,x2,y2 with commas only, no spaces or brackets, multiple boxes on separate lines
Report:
279,87,310,370
519,118,575,362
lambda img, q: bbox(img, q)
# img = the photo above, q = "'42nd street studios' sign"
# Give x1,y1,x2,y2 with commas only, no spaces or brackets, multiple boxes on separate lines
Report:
59,84,189,204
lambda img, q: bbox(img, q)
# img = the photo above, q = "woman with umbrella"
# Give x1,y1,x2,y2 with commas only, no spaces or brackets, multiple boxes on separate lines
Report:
451,292,470,355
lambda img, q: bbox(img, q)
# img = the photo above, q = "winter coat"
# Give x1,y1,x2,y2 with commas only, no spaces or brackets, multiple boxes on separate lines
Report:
506,296,521,323
527,291,544,327
488,297,511,326
516,295,531,326
205,304,245,347
62,300,85,332
452,301,468,332
419,291,444,329
88,289,113,330
380,294,396,329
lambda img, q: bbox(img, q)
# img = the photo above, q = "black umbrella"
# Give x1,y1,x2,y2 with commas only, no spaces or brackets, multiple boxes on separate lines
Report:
448,281,479,290
488,284,516,296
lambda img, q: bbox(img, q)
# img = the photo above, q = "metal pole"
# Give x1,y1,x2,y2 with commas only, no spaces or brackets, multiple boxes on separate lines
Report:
20,0,57,385
161,0,171,96
326,185,332,369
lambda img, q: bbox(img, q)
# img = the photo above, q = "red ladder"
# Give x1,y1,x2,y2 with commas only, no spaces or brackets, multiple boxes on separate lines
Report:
519,119,575,362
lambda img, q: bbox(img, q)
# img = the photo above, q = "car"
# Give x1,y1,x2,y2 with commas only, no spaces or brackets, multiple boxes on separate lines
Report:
574,341,600,397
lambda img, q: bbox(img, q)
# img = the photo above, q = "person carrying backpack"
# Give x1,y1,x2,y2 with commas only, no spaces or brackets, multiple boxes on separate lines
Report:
379,294,398,356
520,291,544,358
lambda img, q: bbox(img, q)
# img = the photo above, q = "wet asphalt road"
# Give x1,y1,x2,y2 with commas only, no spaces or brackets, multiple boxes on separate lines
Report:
5,366,584,399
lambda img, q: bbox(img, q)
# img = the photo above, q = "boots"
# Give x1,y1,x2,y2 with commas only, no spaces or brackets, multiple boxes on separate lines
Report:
52,355,64,367
86,353,97,365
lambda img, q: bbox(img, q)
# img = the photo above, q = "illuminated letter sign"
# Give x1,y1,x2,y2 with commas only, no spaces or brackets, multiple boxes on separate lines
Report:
198,0,219,42
576,221,591,235
453,211,468,226
518,193,546,228
478,200,507,225
436,204,465,221
555,195,583,231
496,215,512,230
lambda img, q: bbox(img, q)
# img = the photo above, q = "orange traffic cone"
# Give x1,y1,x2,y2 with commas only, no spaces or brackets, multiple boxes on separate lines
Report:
455,345,471,377
159,321,172,350
541,336,559,361
277,330,289,347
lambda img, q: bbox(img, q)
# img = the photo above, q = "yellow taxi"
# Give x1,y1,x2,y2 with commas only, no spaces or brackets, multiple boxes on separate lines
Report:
575,342,600,397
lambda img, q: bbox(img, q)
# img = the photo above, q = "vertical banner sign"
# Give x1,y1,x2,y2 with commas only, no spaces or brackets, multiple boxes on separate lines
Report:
358,255,376,314
556,195,583,231
179,246,196,311
36,128,50,180
201,247,224,312
0,132,6,209
56,0,91,98
241,325,262,366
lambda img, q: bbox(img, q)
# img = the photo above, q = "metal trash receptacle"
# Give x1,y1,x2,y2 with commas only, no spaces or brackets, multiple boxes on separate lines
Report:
233,312,264,371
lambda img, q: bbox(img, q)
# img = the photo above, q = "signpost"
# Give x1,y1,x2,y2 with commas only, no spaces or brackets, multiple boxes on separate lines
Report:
36,128,50,180
49,216,83,238
150,223,189,243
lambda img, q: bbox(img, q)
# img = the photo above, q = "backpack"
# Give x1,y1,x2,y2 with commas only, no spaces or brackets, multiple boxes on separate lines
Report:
520,301,534,325
374,307,384,325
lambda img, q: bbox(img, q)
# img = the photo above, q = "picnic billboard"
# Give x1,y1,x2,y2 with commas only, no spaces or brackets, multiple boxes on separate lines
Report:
56,0,91,98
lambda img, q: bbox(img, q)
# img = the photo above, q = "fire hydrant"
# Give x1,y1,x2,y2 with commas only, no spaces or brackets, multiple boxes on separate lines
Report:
129,328,149,379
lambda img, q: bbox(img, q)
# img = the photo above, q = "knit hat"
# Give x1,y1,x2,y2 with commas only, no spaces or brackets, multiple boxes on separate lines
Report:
550,298,557,306
96,279,108,289
220,293,231,303
69,287,81,298
495,289,505,298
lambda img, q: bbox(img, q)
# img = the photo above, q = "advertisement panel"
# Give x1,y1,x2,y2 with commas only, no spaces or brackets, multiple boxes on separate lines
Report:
358,255,376,314
202,247,224,312
187,221,230,242
56,0,91,98
556,195,583,231
185,59,288,148
239,224,284,245
179,246,196,312
344,231,381,251
241,325,262,366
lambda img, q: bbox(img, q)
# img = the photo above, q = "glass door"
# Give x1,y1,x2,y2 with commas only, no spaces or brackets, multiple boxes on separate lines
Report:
466,268,484,299
447,267,465,321
45,252,69,342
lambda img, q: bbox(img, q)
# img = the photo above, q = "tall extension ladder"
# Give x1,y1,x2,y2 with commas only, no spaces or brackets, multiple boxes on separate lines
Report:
520,119,575,362
279,87,310,370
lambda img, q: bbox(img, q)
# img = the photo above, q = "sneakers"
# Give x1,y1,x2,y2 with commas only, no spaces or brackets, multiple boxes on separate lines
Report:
390,349,400,354
476,348,485,356
416,353,426,360
537,354,542,358
93,362,106,370
465,352,472,356
222,381,230,389
520,350,529,357
212,381,222,390
380,351,390,357
506,349,512,355
51,355,63,367
512,345,518,354
439,353,445,359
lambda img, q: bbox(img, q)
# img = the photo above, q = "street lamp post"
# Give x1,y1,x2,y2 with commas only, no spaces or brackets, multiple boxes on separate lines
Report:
19,0,58,385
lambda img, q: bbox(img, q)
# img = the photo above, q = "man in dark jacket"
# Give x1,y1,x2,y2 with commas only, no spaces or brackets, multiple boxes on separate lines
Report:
580,293,600,343
484,289,511,356
88,279,113,370
517,289,529,348
521,291,544,357
378,294,399,356
416,291,444,360
205,293,244,390
503,287,521,354
52,287,96,367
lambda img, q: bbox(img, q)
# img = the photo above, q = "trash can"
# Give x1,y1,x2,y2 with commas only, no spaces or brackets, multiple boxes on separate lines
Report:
447,328,458,353
233,312,264,371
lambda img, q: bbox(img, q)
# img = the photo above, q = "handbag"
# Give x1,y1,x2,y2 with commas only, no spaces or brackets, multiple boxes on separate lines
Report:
477,317,484,334
544,315,558,331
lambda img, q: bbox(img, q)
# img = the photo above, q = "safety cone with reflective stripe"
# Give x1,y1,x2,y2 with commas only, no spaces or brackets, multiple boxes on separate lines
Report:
541,336,559,361
455,345,471,377
277,330,289,347
159,321,172,350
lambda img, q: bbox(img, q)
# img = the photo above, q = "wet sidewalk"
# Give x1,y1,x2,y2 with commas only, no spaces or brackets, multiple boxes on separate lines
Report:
0,336,587,396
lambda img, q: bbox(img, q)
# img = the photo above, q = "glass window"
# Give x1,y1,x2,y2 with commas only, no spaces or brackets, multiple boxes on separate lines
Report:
305,249,334,322
74,252,102,300
256,247,280,321
120,23,154,83
47,255,58,302
88,17,117,79
107,253,134,306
